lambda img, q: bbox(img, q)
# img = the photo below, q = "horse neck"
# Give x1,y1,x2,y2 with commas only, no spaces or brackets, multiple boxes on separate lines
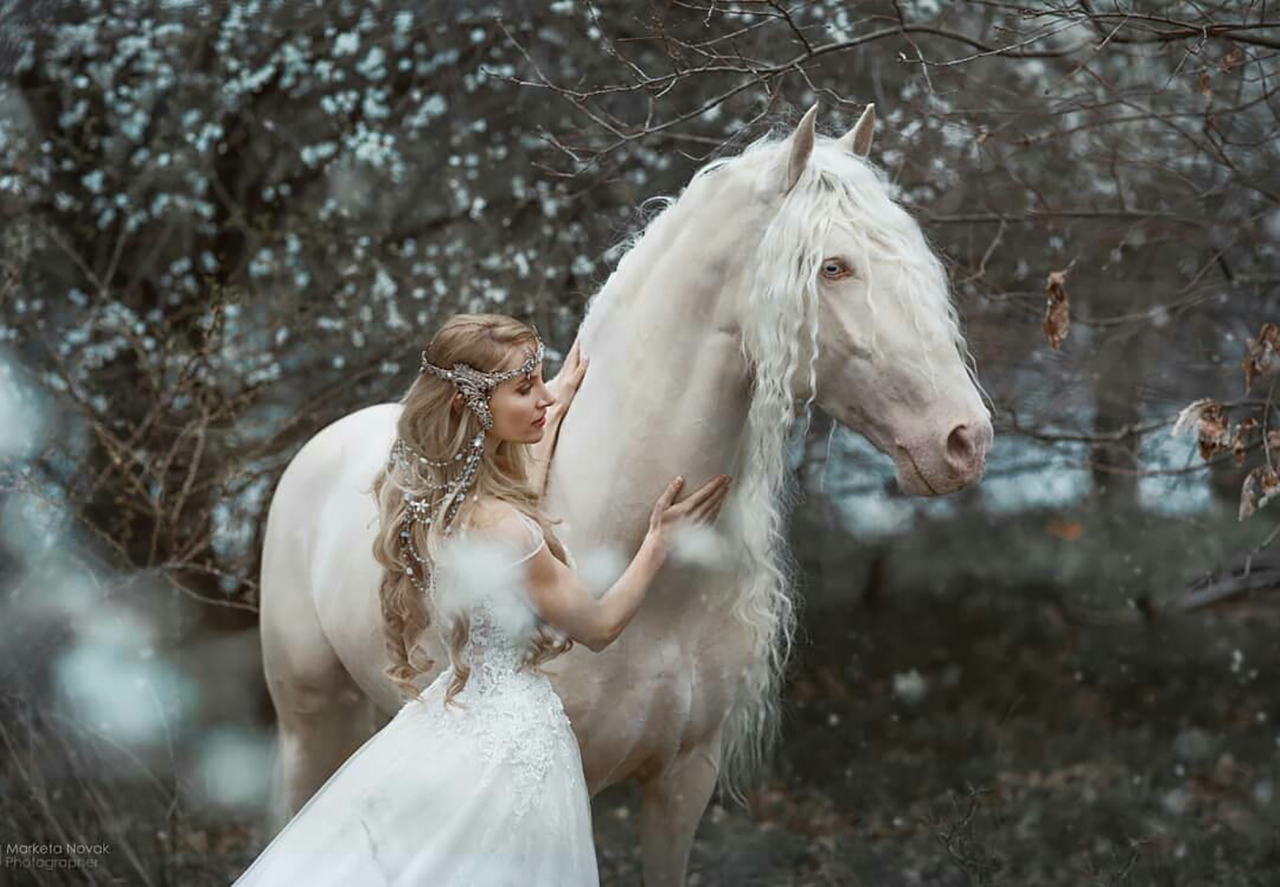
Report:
555,181,764,592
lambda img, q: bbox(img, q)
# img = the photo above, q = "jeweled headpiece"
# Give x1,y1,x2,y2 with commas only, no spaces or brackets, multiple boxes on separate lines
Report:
417,340,543,432
389,336,545,593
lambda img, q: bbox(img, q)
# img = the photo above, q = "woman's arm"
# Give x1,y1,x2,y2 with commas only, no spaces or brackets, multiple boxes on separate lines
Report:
522,473,732,652
524,530,665,652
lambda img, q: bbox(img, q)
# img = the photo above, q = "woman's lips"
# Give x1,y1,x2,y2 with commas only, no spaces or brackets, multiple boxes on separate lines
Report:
533,415,546,427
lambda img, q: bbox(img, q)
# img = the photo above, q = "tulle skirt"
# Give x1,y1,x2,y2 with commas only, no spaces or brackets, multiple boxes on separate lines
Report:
233,667,598,886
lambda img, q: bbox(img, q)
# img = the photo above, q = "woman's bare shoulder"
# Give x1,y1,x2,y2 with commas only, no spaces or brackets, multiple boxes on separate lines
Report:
465,497,533,541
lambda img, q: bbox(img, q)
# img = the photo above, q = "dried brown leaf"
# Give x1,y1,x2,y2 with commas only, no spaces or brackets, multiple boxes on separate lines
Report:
1231,417,1258,466
1042,270,1070,351
1171,398,1215,439
1198,402,1231,459
1047,519,1082,541
1262,467,1280,501
1239,465,1280,522
1173,399,1232,461
1240,469,1257,521
1197,71,1212,99
1172,398,1239,460
1242,322,1280,392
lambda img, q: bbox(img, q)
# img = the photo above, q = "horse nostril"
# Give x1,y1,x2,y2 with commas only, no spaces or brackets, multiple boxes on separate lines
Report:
947,424,976,461
945,421,992,477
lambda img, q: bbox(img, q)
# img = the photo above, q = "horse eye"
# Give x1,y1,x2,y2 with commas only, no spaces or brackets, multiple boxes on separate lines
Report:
821,259,850,279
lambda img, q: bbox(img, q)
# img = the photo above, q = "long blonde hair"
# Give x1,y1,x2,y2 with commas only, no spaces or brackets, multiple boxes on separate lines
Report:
370,314,571,704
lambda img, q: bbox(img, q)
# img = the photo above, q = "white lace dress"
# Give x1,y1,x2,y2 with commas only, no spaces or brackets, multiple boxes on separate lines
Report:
234,512,598,886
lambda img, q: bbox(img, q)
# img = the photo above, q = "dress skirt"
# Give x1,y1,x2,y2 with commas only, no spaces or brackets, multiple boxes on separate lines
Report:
233,664,599,886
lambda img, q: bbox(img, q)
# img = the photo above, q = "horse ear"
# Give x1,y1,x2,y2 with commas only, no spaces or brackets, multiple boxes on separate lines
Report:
783,103,820,193
837,103,875,157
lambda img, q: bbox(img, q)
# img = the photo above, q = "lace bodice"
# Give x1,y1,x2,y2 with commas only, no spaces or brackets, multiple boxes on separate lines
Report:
419,509,578,820
427,509,569,680
457,598,539,693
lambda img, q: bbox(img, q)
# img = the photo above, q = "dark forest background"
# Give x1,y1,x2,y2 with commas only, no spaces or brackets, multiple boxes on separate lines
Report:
1,2,1278,884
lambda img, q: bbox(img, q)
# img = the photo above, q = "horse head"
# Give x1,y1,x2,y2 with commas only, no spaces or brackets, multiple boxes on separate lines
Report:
731,104,992,497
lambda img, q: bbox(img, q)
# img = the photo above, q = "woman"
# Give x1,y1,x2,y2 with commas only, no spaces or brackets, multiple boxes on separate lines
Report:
234,314,732,886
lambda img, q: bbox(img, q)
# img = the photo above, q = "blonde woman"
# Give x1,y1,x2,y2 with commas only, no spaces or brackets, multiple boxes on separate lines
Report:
234,314,731,886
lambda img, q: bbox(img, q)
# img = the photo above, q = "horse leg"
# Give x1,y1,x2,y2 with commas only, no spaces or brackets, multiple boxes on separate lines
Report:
637,729,722,887
260,585,377,831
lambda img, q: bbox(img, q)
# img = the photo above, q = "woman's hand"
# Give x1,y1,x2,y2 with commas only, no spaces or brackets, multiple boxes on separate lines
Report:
646,474,732,557
531,337,588,497
544,337,588,430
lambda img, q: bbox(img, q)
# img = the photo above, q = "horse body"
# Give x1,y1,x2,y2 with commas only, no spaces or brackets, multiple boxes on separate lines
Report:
260,106,992,885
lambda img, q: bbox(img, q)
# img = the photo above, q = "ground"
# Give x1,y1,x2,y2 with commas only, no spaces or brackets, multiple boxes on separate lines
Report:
595,583,1279,886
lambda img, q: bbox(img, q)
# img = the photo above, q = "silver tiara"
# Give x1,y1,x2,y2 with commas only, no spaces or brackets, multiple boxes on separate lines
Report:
390,338,545,593
417,339,544,432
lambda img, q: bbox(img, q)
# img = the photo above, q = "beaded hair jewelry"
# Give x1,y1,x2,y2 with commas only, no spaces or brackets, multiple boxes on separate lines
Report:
389,337,545,593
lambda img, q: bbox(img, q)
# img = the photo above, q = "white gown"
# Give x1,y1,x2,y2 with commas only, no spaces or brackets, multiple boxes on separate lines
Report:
234,512,599,886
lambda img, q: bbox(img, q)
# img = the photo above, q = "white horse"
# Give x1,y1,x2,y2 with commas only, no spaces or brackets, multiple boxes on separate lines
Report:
257,104,992,885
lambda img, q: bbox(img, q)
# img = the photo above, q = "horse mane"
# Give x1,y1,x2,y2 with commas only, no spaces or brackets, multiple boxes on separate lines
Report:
579,124,971,802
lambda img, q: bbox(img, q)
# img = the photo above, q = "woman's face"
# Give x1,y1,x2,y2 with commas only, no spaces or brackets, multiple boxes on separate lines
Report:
482,348,555,445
